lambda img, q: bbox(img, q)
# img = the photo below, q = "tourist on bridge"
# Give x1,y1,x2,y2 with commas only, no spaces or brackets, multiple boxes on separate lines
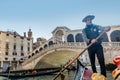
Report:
82,15,111,78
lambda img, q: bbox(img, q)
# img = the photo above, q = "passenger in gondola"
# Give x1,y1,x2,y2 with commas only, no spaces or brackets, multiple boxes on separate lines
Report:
23,70,31,75
32,70,37,74
22,71,26,75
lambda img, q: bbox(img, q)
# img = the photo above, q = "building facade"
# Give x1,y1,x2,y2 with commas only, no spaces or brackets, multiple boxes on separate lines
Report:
0,29,33,71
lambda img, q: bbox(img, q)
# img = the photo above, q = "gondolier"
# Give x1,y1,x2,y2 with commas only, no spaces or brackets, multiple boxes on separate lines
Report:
51,15,109,80
82,15,111,78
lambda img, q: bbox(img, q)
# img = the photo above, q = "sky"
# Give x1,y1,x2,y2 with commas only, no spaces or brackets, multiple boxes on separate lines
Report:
0,0,120,41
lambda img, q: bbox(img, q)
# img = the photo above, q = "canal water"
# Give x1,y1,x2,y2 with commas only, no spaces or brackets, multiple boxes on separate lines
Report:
0,71,113,80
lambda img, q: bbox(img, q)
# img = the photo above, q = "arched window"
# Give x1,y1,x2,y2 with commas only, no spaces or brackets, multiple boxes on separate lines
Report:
67,34,74,42
75,33,84,42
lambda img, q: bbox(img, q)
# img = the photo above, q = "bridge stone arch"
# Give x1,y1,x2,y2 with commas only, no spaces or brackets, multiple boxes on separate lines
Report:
35,50,39,54
28,55,31,58
75,33,84,42
102,33,109,42
48,41,54,46
39,47,43,51
67,34,74,42
44,44,48,48
110,30,120,42
32,53,35,56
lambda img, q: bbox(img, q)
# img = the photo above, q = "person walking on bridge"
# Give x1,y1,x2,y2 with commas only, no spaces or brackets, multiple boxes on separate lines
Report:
82,15,111,78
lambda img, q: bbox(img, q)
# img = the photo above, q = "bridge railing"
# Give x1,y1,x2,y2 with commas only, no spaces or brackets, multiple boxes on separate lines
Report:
22,42,120,66
102,42,120,47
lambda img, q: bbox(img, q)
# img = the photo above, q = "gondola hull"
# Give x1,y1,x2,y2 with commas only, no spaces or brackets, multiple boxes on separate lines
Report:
0,67,61,79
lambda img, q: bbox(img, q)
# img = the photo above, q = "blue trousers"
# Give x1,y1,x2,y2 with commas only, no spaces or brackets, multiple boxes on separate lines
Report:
88,45,106,77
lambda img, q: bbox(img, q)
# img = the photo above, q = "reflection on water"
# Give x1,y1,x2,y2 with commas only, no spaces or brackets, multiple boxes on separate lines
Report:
0,71,113,80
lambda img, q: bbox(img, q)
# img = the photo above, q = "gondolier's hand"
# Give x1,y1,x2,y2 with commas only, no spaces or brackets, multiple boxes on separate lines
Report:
91,39,97,44
105,26,111,32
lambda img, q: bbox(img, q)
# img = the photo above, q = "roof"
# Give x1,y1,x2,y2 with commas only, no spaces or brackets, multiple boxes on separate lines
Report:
52,26,70,34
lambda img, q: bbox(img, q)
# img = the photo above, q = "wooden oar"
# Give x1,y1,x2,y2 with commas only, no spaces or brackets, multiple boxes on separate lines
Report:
51,30,106,80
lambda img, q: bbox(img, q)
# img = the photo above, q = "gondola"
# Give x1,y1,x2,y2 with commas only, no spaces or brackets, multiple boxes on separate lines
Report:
0,67,61,79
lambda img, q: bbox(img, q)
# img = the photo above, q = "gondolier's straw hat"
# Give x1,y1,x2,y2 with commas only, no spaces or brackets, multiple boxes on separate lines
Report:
82,15,95,22
91,73,106,80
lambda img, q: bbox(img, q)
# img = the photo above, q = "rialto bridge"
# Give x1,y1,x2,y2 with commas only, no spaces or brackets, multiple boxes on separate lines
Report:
22,26,120,69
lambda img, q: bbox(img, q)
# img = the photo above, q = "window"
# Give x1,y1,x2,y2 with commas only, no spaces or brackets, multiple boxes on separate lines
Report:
6,43,9,49
21,53,24,56
6,33,9,36
13,52,17,56
21,58,23,60
14,36,16,38
28,42,30,46
27,38,30,41
12,52,14,55
5,57,8,60
21,45,23,51
28,47,30,52
14,43,16,50
15,52,17,55
13,58,16,61
5,52,9,55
